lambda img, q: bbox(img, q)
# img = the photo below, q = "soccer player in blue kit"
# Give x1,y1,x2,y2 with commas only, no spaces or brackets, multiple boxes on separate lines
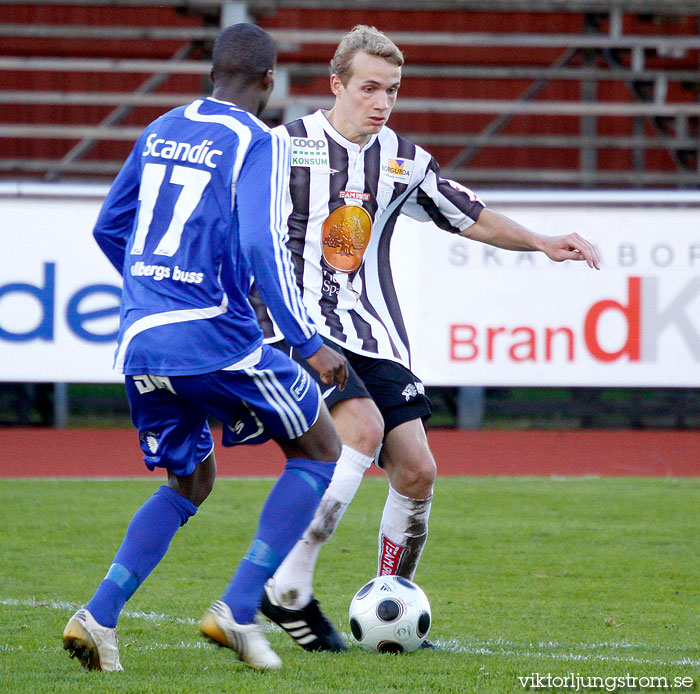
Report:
61,23,348,672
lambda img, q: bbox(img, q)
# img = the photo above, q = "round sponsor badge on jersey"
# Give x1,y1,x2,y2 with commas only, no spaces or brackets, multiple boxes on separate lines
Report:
321,205,372,273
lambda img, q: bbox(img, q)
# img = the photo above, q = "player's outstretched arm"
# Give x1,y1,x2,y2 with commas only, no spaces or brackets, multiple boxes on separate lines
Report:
305,345,349,390
537,231,601,268
461,208,601,270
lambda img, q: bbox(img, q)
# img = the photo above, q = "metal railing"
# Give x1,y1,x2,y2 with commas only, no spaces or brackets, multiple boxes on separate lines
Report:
1,6,699,187
3,23,700,51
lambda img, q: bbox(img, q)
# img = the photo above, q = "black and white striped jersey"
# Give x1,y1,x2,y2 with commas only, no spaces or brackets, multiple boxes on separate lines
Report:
255,109,485,368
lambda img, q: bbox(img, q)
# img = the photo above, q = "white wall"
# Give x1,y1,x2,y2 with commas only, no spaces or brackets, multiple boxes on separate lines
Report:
393,191,700,386
1,185,698,385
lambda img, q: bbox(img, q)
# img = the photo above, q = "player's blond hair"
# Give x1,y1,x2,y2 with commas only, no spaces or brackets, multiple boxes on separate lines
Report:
330,25,404,85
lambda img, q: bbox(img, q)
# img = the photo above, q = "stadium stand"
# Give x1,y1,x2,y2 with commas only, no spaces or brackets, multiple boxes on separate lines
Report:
1,0,699,187
2,0,699,429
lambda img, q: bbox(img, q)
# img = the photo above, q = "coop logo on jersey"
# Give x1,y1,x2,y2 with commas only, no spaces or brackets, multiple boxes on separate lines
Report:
291,137,331,171
382,158,413,181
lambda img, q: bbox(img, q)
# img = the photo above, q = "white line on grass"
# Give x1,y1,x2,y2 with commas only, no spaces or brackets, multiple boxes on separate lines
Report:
0,597,197,626
0,641,214,653
438,639,700,667
3,597,698,667
473,636,693,654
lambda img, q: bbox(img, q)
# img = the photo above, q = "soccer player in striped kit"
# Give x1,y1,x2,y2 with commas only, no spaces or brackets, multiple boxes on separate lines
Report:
61,23,348,672
256,25,600,650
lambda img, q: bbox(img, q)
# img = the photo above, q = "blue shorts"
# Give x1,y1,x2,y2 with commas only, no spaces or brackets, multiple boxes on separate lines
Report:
125,344,321,477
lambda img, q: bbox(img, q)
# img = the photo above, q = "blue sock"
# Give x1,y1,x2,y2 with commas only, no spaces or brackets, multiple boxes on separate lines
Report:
222,458,335,624
86,485,197,627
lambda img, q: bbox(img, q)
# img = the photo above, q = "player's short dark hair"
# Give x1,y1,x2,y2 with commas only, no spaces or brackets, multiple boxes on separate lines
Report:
212,23,276,85
330,25,404,85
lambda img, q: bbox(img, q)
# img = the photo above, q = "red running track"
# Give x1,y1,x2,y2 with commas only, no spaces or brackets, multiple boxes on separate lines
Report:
1,428,698,477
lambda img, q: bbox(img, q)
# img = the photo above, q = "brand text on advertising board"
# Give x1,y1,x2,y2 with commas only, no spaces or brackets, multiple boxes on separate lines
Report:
450,276,700,363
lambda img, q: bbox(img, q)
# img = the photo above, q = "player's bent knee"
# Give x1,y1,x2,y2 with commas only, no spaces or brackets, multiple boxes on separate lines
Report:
305,437,342,463
197,453,217,498
360,413,384,452
416,459,437,490
406,466,436,494
167,451,216,507
194,474,216,506
332,398,384,454
287,404,342,462
383,455,436,500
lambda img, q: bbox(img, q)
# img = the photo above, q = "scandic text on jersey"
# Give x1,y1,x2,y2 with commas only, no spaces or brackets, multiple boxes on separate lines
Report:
143,133,223,169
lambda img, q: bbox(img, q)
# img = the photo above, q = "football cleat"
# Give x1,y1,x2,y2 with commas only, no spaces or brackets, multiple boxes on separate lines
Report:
260,582,347,652
62,608,124,671
200,600,282,670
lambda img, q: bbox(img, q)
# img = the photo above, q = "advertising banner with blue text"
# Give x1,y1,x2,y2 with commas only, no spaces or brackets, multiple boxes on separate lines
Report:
1,187,698,385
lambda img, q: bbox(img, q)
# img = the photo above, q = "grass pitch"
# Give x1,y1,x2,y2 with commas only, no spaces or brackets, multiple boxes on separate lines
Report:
1,475,698,693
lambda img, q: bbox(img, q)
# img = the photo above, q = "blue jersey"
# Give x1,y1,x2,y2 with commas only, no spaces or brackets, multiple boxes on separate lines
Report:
94,97,322,376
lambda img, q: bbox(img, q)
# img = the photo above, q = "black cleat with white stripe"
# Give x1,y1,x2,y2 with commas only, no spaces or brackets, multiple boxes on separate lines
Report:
260,585,348,652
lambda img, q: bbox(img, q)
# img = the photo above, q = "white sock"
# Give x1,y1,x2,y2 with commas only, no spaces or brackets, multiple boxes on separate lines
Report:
377,485,433,581
271,445,373,609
